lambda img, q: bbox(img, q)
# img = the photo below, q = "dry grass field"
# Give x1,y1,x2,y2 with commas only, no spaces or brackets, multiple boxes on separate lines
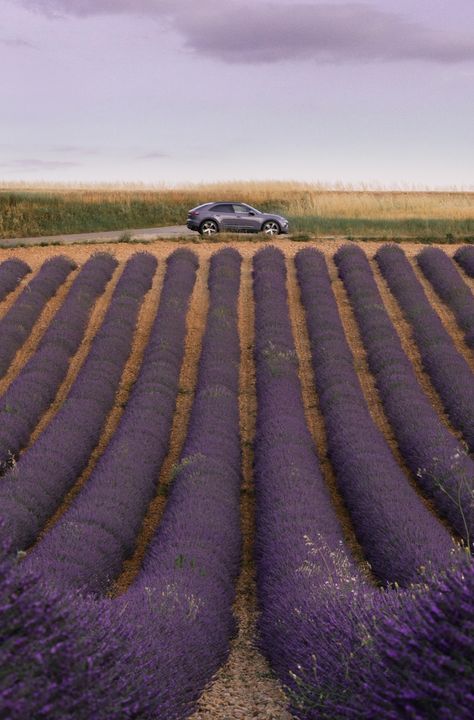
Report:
1,181,473,240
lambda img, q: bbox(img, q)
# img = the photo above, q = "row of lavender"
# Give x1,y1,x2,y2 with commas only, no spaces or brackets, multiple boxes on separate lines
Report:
0,258,31,302
0,244,472,718
335,244,474,549
2,248,243,719
375,244,474,451
296,247,455,583
454,244,474,278
28,249,198,594
0,256,75,378
418,246,474,348
252,246,369,704
0,252,157,552
0,253,117,472
254,246,472,719
118,247,243,717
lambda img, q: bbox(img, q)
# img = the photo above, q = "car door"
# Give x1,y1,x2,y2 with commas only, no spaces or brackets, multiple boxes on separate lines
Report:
232,204,261,231
211,204,237,230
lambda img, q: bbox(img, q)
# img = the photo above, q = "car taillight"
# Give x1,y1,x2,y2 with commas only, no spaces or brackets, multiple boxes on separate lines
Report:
189,210,199,217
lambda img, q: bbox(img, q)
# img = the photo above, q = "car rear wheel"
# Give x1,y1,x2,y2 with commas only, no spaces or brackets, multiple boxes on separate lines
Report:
262,220,280,236
199,220,219,236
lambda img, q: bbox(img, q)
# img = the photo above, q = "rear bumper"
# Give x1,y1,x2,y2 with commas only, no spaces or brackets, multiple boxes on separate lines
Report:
186,220,199,231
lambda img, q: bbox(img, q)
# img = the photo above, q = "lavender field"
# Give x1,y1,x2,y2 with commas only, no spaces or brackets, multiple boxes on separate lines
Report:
0,240,473,719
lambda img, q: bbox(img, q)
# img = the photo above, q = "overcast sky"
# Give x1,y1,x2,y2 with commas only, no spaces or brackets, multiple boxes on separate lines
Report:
1,0,473,187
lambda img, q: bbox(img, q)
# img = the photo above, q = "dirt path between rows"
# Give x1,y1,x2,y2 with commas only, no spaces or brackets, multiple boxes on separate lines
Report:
112,253,210,594
190,256,294,720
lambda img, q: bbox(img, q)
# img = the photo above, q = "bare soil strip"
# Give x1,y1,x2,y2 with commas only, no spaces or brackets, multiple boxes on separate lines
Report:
285,256,374,580
370,259,465,444
0,266,79,397
409,258,474,371
190,255,294,720
326,254,454,530
111,254,210,595
34,258,165,545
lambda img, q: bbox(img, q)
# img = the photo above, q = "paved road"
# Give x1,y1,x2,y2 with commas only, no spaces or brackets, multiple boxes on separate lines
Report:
0,225,196,247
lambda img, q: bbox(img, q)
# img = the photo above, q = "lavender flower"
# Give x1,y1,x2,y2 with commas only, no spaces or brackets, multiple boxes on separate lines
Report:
417,246,474,348
0,256,75,378
336,244,474,550
376,243,474,453
0,258,30,302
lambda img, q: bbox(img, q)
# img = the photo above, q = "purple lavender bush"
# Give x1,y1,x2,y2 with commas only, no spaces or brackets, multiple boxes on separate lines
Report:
417,246,474,348
252,246,372,709
0,253,156,552
375,243,474,452
346,559,474,720
0,258,30,302
116,247,243,718
0,253,117,473
29,249,198,594
454,245,474,278
296,247,456,584
0,548,159,720
0,256,75,378
335,244,474,550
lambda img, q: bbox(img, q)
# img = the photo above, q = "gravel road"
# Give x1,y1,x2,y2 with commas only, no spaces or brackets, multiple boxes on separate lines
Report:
0,225,196,247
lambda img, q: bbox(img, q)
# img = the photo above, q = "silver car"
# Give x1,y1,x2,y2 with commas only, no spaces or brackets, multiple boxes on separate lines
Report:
186,202,289,237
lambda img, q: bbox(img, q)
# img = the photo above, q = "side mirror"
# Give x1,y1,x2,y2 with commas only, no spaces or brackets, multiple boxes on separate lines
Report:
248,211,256,216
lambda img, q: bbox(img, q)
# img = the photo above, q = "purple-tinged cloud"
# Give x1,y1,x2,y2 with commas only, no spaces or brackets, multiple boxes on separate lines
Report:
0,36,36,48
137,152,170,160
50,145,100,155
0,159,82,170
19,0,474,64
20,0,174,18
177,2,474,65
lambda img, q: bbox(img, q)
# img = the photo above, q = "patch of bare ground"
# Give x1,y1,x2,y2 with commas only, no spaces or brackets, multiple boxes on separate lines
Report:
190,255,294,720
370,258,466,443
0,264,79,396
33,258,164,545
285,255,374,582
326,253,454,530
408,257,474,372
111,254,209,595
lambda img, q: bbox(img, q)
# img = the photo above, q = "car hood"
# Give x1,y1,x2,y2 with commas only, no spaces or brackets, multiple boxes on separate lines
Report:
262,213,287,222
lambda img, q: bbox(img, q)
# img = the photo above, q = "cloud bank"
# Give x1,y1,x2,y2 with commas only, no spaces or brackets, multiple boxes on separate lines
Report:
0,36,36,48
0,159,82,170
19,1,474,64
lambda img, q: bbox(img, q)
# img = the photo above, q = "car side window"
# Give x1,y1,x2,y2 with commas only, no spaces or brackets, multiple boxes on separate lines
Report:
233,204,250,213
211,204,234,213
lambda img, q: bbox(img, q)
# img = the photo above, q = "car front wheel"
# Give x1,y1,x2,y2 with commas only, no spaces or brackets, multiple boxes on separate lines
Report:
262,220,280,237
199,220,219,236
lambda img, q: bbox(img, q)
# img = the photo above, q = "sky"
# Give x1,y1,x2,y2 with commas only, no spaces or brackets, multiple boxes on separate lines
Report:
1,0,473,187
